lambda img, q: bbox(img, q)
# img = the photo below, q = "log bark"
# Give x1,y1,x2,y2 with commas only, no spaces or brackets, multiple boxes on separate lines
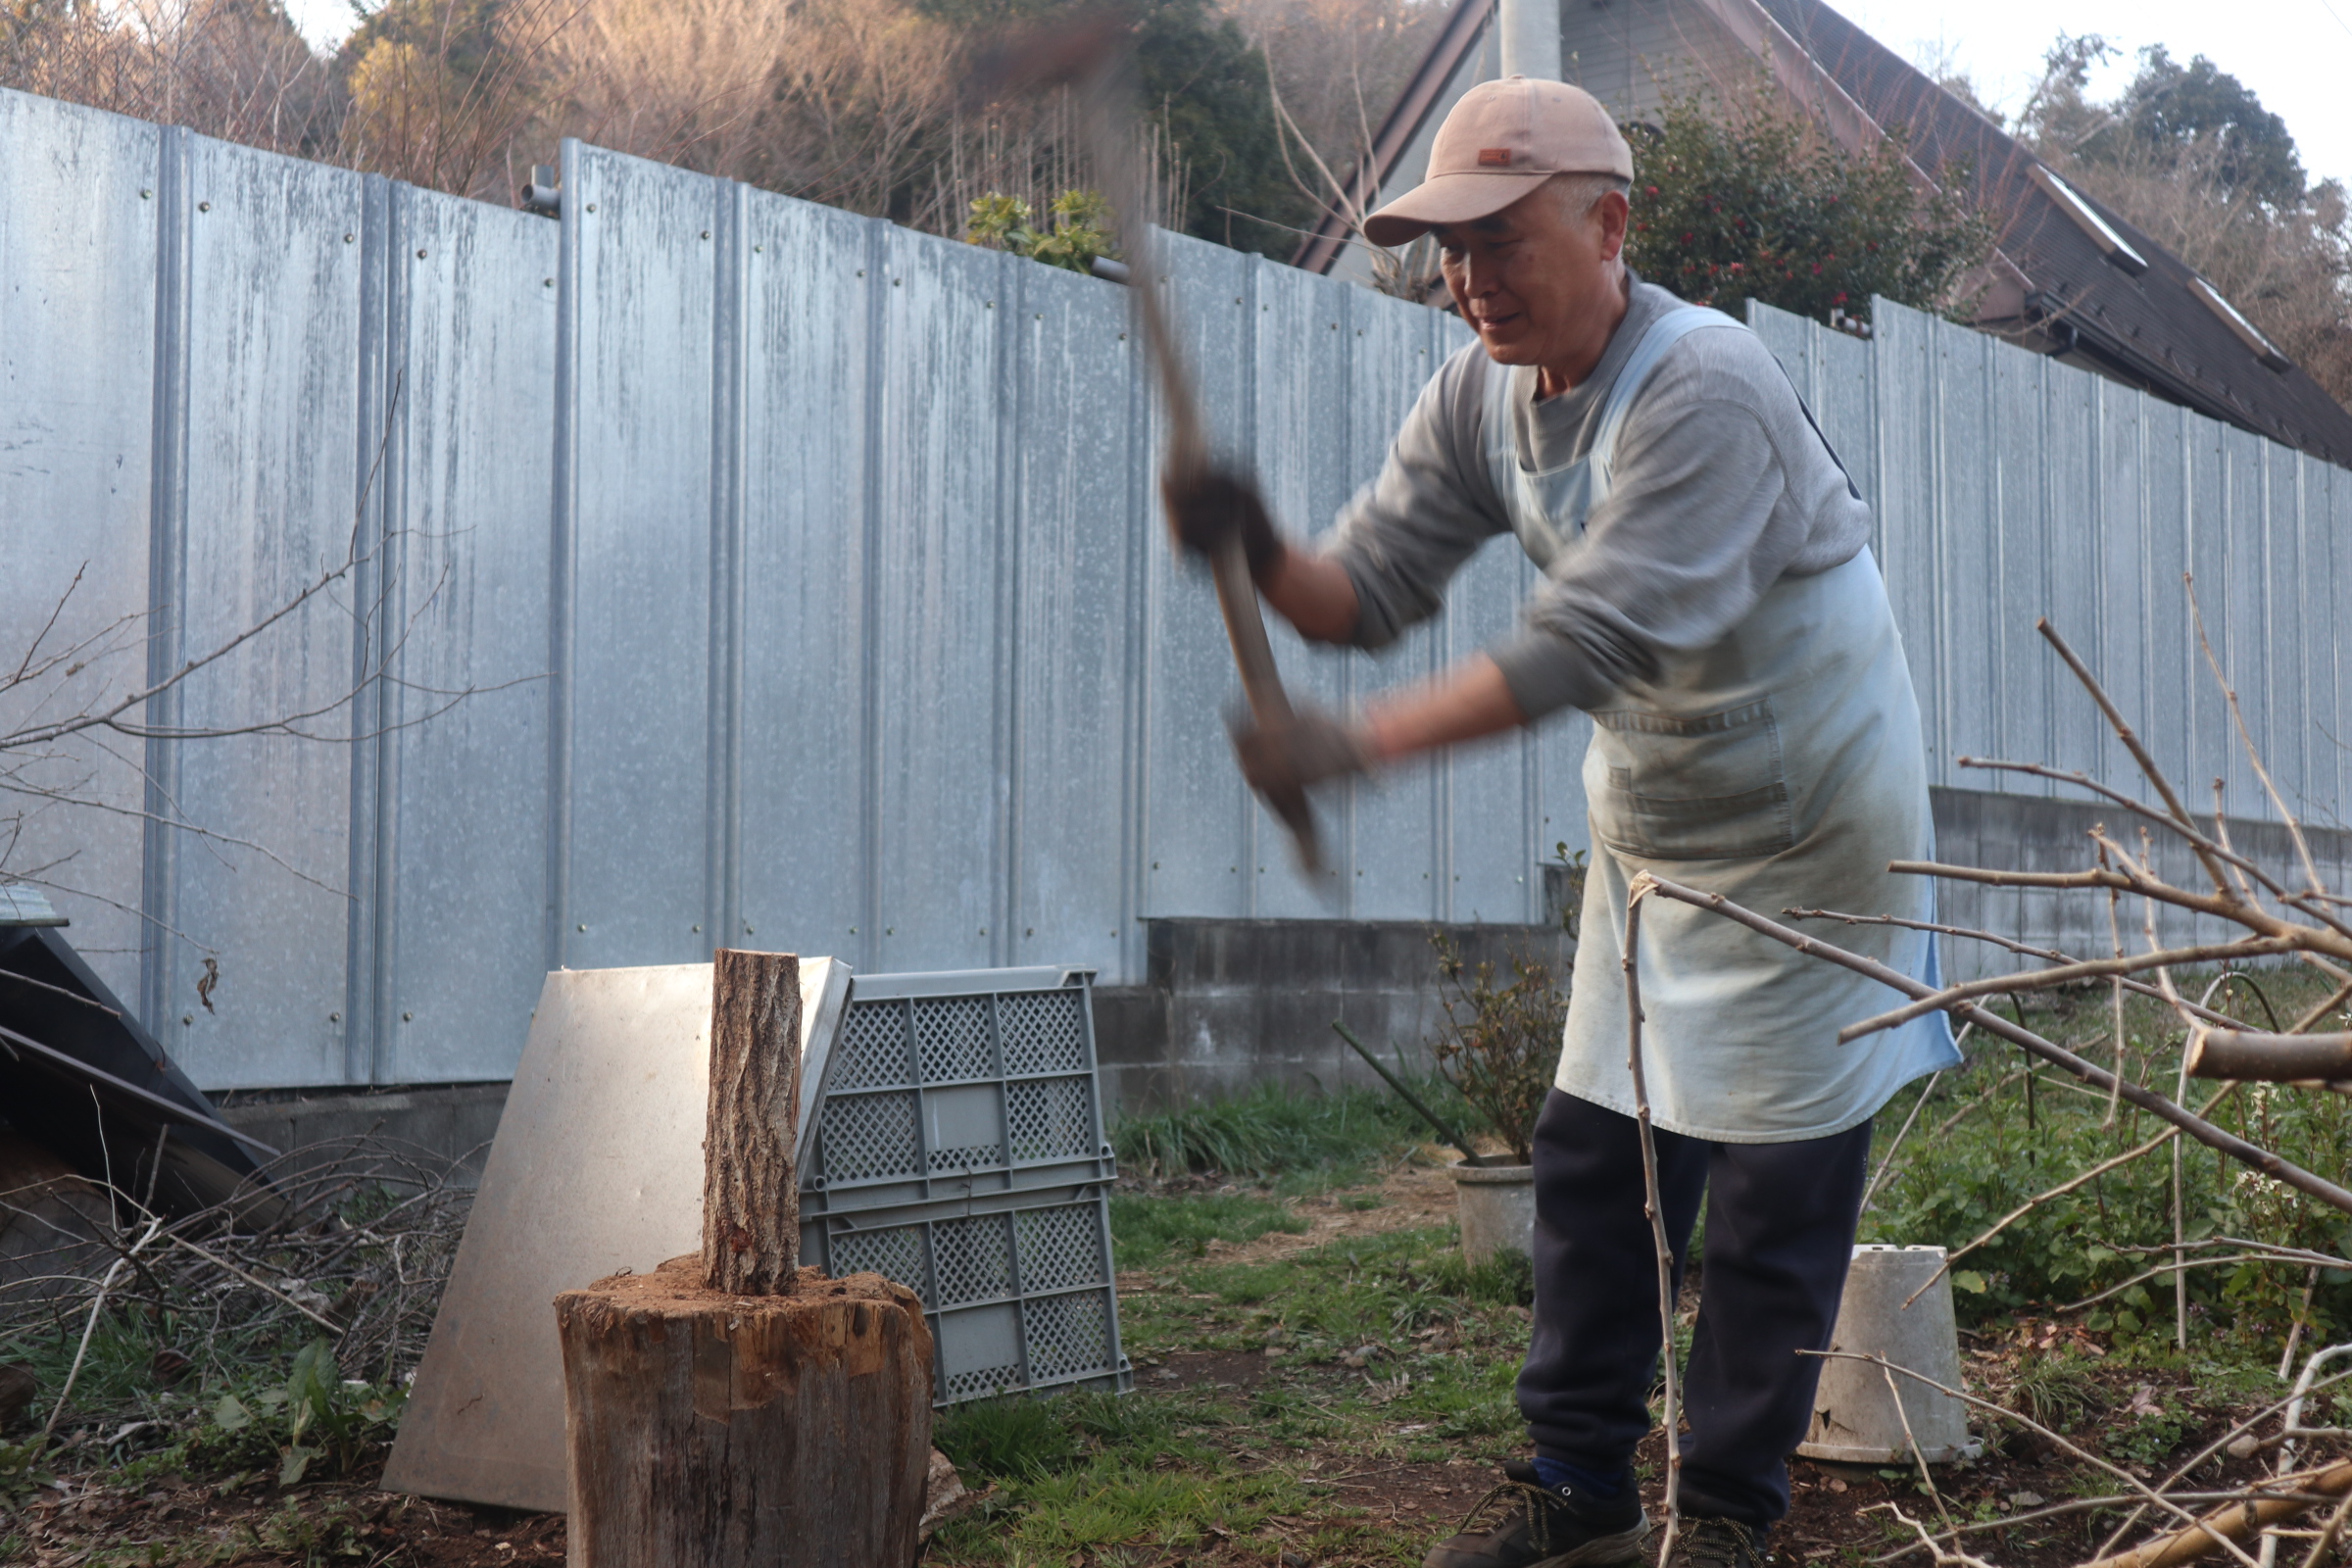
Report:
557,1257,934,1568
2186,1028,2352,1083
704,950,801,1295
2082,1459,2352,1568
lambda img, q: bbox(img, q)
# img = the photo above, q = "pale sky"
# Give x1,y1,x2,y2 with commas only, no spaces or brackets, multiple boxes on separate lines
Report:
283,0,2352,194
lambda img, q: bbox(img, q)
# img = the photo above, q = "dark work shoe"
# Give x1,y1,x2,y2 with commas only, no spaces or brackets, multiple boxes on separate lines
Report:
1423,1460,1650,1568
1661,1516,1770,1568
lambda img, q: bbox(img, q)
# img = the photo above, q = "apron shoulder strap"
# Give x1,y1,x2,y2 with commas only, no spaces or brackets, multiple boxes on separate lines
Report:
1587,305,1743,504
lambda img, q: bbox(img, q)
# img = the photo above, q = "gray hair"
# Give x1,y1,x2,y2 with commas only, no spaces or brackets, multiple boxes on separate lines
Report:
1546,171,1633,228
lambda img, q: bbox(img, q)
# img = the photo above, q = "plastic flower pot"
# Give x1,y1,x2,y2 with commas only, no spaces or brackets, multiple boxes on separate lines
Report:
1448,1157,1536,1266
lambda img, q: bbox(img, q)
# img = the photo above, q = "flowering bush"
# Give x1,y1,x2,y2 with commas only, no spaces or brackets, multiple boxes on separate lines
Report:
1624,79,1992,326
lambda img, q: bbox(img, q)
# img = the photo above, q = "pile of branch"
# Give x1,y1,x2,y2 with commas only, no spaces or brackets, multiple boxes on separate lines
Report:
1,1135,472,1445
1617,580,2352,1568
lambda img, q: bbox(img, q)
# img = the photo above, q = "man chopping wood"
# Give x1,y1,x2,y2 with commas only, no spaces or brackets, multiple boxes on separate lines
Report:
1164,76,1958,1568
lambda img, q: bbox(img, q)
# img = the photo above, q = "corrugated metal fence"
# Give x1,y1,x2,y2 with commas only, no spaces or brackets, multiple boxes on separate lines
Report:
3,85,2347,1089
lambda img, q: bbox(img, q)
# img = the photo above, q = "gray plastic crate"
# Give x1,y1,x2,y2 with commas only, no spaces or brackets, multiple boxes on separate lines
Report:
799,967,1116,1214
800,1184,1131,1403
792,966,1129,1405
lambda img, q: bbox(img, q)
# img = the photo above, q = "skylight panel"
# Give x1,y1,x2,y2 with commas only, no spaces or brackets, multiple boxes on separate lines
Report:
2029,165,2149,276
2187,275,2293,372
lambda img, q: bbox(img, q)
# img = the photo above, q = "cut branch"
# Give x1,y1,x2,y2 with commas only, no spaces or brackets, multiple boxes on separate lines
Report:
2187,1029,2352,1083
1637,877,2352,1215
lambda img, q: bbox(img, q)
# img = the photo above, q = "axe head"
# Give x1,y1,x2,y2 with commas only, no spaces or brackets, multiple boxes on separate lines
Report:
965,9,1134,109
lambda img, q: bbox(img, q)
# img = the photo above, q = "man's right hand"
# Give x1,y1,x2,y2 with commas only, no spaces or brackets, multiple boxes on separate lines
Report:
1161,466,1283,581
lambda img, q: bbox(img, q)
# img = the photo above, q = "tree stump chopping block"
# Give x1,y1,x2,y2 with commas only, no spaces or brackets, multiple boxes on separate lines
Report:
555,950,937,1566
556,1257,934,1567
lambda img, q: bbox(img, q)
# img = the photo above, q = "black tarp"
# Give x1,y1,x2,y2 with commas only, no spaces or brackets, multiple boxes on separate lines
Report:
0,893,276,1219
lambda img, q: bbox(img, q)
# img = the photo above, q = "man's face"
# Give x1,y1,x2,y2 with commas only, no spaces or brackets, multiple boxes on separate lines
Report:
1434,183,1631,369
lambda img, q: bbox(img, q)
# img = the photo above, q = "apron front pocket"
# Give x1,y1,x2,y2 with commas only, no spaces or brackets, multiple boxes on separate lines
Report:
1589,699,1794,860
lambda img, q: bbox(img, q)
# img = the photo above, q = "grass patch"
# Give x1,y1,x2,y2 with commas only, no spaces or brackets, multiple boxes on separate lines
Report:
1109,1080,1444,1183
1109,1190,1308,1269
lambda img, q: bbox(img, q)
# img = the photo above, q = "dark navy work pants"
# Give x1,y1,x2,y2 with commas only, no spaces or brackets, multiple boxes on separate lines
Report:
1515,1089,1874,1528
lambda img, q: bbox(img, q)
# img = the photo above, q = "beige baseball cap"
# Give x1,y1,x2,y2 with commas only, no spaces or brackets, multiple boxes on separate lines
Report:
1362,76,1633,248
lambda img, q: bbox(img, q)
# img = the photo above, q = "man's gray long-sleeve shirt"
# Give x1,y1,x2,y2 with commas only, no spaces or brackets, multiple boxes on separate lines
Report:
1320,276,1874,719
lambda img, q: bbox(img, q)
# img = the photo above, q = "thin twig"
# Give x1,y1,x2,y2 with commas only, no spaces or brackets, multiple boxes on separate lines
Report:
2187,574,2328,901
1862,1068,1944,1210
1803,1348,2264,1568
2037,615,2237,897
1623,874,1682,1562
1639,877,2352,1214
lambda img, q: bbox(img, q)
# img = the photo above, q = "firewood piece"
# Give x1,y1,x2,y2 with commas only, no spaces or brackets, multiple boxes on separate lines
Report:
703,949,802,1296
557,1258,934,1568
2186,1028,2352,1083
2083,1459,2352,1568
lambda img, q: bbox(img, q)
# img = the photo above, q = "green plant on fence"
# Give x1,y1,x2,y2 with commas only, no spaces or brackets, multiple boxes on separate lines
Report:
1428,934,1566,1166
964,189,1117,274
196,1340,404,1489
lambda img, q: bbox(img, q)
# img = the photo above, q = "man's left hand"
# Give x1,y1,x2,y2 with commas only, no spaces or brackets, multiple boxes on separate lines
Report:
1230,705,1373,798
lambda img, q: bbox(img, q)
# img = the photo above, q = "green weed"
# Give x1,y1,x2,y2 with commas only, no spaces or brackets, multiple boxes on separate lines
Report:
1860,966,2352,1349
1110,1081,1437,1182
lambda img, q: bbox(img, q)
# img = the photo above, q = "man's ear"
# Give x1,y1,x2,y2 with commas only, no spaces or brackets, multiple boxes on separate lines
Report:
1592,189,1631,263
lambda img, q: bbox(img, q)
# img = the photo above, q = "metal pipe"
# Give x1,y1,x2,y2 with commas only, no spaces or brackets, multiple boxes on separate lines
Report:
1497,0,1560,81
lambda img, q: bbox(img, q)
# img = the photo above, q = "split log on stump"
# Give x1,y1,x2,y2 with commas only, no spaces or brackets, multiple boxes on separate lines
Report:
556,951,937,1567
557,1258,934,1566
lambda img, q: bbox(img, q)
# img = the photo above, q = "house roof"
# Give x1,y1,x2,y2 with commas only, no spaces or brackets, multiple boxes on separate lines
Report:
1295,0,2352,467
1749,0,2352,466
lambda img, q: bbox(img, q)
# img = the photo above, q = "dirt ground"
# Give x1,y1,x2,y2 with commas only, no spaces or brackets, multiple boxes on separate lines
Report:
3,1160,2321,1566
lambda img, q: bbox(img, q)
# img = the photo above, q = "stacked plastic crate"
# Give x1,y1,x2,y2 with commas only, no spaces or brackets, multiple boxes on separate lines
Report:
797,967,1131,1405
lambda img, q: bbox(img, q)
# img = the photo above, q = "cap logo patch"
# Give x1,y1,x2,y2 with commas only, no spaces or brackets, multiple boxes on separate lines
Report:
1476,147,1513,167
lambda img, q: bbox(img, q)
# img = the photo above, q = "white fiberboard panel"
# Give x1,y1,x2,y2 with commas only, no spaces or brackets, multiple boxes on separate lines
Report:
382,957,849,1511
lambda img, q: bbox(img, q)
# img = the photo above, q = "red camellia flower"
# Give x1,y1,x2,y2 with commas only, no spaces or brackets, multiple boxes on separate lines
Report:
1645,184,1659,196
1833,291,1848,305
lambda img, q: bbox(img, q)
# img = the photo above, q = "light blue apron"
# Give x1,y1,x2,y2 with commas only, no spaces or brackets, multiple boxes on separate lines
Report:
1485,306,1959,1143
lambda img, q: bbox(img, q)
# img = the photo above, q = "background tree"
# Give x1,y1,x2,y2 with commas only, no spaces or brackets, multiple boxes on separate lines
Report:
2015,38,2352,410
1623,79,1993,326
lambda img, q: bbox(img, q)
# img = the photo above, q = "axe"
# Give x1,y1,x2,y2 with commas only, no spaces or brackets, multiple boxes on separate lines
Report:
975,19,1323,874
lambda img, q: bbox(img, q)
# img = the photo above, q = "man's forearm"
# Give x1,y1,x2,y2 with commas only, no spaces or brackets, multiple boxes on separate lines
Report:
1361,654,1527,762
1258,546,1360,644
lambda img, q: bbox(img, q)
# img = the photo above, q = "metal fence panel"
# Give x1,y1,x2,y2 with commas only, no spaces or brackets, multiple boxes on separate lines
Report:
2268,442,2311,820
2042,353,2102,789
1343,297,1445,920
164,133,366,1088
735,192,875,967
557,145,717,973
2140,400,2194,802
1142,233,1256,919
1251,258,1355,916
1935,322,1998,795
1004,258,1137,973
373,185,559,1085
2221,423,2270,818
866,226,1007,973
0,91,159,1004
1860,301,1940,783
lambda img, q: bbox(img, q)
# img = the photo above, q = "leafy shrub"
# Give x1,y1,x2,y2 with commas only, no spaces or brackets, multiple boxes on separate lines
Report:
966,189,1117,273
1429,935,1566,1165
1625,76,1992,325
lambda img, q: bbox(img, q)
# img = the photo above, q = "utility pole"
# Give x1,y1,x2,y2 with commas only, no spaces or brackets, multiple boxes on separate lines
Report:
1497,0,1561,81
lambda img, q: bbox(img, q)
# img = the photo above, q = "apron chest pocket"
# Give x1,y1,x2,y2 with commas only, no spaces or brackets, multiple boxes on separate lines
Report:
1589,699,1794,861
